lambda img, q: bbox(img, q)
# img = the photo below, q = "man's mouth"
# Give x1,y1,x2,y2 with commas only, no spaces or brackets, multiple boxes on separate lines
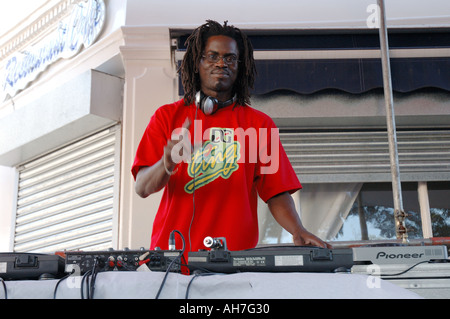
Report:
212,71,229,76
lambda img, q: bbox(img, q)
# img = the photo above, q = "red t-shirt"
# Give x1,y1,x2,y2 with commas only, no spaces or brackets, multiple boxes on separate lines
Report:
131,99,301,253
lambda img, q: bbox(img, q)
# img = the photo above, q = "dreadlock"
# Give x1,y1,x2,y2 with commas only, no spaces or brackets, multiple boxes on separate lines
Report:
180,20,256,106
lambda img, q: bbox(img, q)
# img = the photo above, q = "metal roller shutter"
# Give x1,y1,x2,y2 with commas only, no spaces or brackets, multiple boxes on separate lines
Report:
14,125,120,253
281,130,450,183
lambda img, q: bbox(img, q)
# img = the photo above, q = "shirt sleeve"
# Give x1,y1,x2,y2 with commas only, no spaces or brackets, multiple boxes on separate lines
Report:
131,108,169,180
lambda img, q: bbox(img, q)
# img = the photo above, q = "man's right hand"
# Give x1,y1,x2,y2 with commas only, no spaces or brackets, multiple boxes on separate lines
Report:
163,117,191,173
135,117,191,198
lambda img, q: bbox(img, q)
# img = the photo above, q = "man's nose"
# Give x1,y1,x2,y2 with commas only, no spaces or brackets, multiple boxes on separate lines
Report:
215,57,228,67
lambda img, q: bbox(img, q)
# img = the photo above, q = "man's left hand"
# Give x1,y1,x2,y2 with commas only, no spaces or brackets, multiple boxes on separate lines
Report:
292,229,333,249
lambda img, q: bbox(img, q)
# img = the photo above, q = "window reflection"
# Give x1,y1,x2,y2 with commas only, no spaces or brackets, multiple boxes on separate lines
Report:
333,182,450,241
257,181,449,245
428,182,450,237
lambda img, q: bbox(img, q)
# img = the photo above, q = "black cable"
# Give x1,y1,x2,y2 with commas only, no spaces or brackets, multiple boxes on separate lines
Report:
88,258,100,299
188,106,199,252
155,230,186,299
80,269,92,299
373,260,434,277
53,269,75,299
0,277,7,299
185,272,223,299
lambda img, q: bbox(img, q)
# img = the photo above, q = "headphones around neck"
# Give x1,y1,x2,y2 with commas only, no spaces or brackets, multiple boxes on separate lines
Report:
194,91,237,115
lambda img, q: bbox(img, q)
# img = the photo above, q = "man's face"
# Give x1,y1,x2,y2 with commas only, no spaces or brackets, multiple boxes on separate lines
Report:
198,35,239,101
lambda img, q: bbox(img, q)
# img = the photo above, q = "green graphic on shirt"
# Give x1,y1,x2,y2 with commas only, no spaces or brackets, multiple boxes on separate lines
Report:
184,140,241,193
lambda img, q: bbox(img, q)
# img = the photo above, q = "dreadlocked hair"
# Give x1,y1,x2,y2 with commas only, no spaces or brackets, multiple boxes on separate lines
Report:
180,20,256,106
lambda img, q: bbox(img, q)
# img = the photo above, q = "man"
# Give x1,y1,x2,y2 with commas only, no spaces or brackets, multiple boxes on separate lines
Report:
132,20,329,253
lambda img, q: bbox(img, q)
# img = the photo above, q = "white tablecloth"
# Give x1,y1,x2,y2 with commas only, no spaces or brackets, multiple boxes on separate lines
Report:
2,271,422,299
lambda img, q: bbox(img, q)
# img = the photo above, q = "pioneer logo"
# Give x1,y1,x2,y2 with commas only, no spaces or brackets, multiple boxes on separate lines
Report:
376,251,424,260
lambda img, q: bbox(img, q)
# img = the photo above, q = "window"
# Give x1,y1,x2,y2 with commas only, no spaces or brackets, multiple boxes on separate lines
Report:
258,181,449,245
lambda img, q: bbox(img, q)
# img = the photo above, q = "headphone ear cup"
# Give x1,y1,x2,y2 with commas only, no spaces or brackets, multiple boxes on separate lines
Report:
195,92,218,115
202,96,218,115
195,91,202,109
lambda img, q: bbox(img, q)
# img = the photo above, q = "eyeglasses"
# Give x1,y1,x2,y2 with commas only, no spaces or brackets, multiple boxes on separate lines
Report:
202,53,239,65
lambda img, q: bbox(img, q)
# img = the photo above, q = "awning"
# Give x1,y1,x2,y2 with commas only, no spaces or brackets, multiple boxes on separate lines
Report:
252,57,450,95
175,31,450,96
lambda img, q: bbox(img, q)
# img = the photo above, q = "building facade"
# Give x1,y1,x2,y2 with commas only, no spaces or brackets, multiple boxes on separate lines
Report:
0,0,449,253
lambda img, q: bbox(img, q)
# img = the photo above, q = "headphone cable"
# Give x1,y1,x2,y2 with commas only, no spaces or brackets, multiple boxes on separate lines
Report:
188,106,199,253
